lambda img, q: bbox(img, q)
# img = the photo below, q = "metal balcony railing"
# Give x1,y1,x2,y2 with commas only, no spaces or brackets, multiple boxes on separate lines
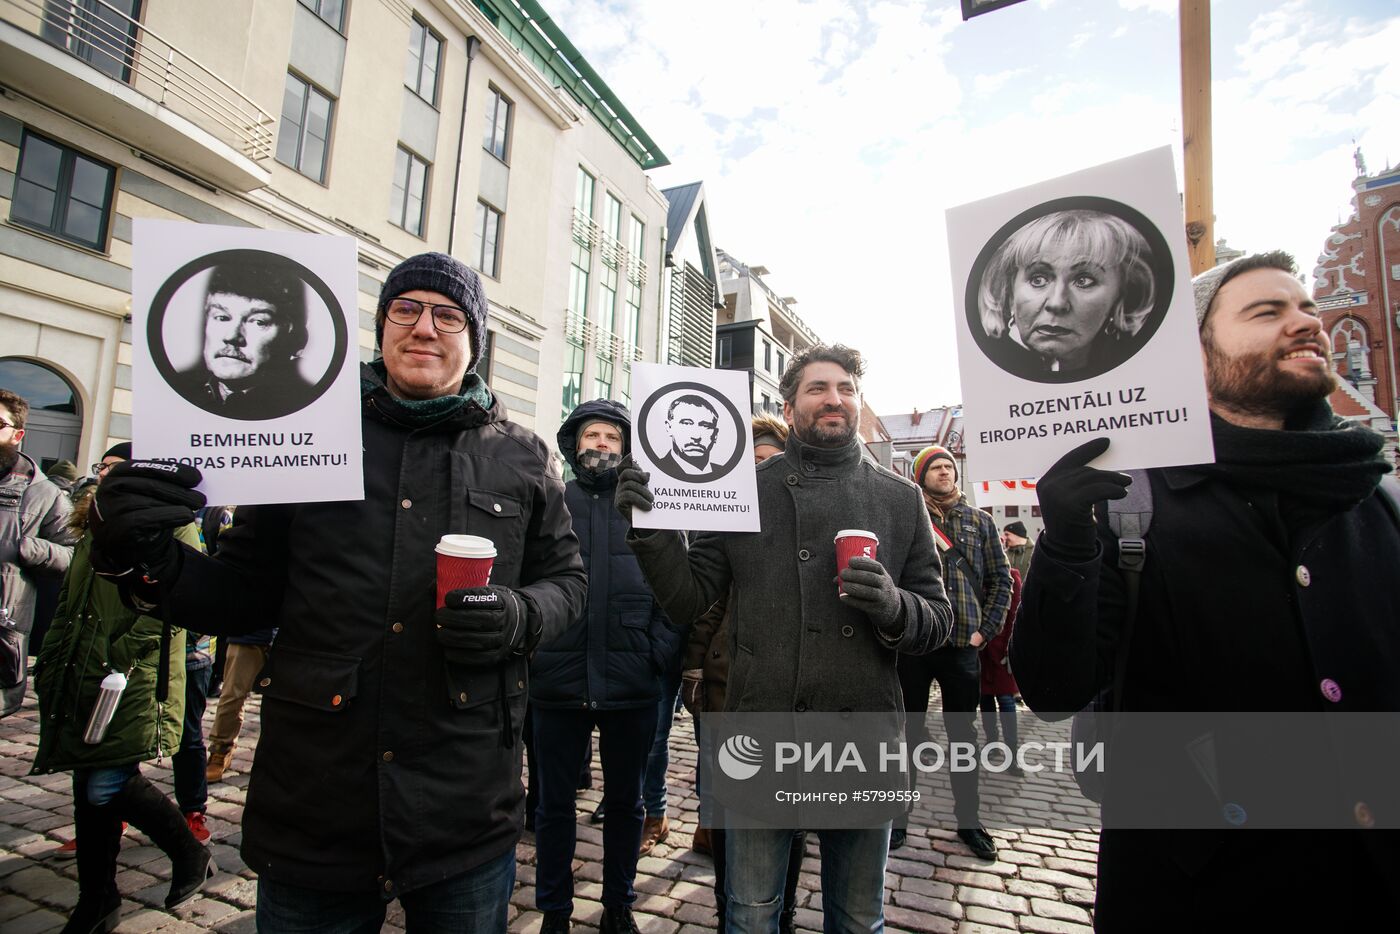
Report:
572,209,648,287
5,0,275,161
566,309,642,363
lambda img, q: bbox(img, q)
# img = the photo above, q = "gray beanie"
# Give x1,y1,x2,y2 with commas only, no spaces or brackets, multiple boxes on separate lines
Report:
377,252,488,373
1192,251,1298,331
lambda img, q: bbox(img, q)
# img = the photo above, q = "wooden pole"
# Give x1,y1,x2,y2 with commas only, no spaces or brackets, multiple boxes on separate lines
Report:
1180,0,1213,274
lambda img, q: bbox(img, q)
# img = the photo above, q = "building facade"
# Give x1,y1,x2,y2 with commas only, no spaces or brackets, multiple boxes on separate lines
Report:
1311,151,1400,463
0,0,668,472
714,248,820,415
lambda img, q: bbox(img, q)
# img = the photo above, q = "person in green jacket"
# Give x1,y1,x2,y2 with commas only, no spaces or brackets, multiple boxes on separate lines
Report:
32,443,213,934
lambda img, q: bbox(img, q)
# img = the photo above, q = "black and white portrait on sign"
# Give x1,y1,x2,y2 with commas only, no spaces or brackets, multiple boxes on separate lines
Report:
640,383,745,484
630,363,760,533
148,250,346,420
968,198,1174,384
132,221,364,507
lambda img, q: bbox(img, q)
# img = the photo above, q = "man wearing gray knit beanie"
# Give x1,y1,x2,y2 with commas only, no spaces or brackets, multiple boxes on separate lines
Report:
1009,242,1400,933
89,251,586,929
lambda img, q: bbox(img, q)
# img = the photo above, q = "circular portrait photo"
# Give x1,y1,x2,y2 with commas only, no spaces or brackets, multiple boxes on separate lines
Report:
147,249,348,420
638,382,747,484
966,197,1174,384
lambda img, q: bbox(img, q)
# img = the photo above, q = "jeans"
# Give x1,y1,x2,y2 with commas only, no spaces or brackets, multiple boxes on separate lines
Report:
74,763,140,807
898,645,982,828
255,848,515,934
979,693,1019,750
173,663,211,814
533,704,659,913
725,825,889,934
644,671,681,817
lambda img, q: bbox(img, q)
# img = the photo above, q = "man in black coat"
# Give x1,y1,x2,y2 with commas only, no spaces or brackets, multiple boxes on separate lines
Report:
530,399,680,934
1011,250,1400,930
91,253,586,931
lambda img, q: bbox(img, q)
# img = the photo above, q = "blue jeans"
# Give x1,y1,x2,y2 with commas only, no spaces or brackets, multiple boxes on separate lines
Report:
979,693,1019,750
173,663,211,814
255,848,515,934
74,763,139,806
726,825,889,934
533,705,658,912
644,671,681,817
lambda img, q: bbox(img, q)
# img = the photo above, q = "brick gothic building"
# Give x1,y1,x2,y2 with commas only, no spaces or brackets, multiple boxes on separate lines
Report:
1311,152,1400,462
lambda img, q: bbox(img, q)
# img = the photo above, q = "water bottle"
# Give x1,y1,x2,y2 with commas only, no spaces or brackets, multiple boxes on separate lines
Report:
83,671,128,744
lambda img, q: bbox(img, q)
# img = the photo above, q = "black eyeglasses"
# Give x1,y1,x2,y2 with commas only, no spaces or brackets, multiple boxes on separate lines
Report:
92,461,118,477
0,417,17,432
383,298,470,334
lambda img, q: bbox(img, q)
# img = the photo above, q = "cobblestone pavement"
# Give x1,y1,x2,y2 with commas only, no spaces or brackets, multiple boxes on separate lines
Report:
1,684,1099,933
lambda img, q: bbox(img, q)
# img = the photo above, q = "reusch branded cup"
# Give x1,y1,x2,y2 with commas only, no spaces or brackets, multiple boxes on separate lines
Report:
834,529,879,594
435,535,497,608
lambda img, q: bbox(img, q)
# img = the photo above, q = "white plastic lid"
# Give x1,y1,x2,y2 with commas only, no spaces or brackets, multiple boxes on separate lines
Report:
435,534,497,559
834,529,879,542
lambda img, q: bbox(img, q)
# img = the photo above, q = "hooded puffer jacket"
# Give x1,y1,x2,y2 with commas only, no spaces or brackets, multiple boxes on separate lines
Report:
531,399,682,710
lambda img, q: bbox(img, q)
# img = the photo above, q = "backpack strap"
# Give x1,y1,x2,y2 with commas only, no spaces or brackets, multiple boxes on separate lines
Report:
1104,469,1152,712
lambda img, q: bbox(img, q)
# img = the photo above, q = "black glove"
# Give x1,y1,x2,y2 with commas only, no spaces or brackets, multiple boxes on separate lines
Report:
90,461,205,586
436,585,537,667
1036,438,1131,562
614,457,654,523
839,555,903,634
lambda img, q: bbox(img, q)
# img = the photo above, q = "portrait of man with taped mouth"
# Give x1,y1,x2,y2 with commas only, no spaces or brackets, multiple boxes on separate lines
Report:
170,255,319,420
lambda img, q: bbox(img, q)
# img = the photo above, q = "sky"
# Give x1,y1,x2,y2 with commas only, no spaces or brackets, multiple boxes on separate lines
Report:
543,0,1400,416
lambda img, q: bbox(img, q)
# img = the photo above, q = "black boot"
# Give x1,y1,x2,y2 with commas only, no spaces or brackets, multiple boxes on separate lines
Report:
111,773,215,909
599,904,641,934
61,797,122,934
540,909,571,934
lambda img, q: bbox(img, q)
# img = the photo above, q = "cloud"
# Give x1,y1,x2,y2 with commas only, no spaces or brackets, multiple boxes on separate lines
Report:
1118,0,1175,12
973,68,1029,97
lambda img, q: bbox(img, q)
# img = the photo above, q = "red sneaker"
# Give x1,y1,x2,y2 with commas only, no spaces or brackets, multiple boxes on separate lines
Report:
185,811,211,844
53,837,78,858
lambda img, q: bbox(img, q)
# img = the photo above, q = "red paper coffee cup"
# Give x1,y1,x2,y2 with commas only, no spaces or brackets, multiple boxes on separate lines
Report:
835,529,879,594
436,535,497,607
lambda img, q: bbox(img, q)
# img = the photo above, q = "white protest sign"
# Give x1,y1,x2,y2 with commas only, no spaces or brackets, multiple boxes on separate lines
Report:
630,362,759,532
947,147,1214,480
969,478,1040,508
132,220,364,505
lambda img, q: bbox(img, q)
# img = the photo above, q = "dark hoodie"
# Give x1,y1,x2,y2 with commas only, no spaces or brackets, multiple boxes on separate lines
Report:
531,399,682,709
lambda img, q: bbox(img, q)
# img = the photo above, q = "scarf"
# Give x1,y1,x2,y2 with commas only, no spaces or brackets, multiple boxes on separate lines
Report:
923,484,962,525
1198,398,1389,520
360,359,493,429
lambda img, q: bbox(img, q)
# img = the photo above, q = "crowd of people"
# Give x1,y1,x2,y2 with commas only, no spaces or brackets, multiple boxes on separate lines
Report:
1,246,1396,934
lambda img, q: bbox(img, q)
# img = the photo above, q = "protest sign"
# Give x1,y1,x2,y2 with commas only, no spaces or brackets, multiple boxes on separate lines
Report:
630,362,760,532
131,220,364,505
947,147,1214,480
969,478,1039,508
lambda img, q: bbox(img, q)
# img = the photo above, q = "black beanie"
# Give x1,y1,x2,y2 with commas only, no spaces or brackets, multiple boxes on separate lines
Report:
1003,520,1028,538
376,253,489,374
103,442,132,461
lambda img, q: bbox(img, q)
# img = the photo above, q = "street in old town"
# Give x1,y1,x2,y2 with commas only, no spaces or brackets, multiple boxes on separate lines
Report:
0,690,1100,934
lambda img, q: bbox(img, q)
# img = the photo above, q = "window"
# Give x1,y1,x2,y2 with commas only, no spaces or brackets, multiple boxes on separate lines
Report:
619,362,632,407
598,195,621,334
473,201,503,278
593,355,613,401
297,0,344,30
716,335,733,367
623,215,644,347
561,339,584,420
42,0,141,83
761,393,771,410
763,340,772,372
483,86,512,162
1004,505,1019,518
575,167,595,218
10,131,115,250
777,350,786,376
405,16,442,104
476,331,494,383
276,73,333,182
390,147,429,236
1031,505,1042,518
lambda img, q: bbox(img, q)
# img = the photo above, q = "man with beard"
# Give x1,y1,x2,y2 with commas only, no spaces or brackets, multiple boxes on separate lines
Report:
656,394,721,481
0,388,78,716
615,344,953,933
1010,251,1400,929
893,445,1011,859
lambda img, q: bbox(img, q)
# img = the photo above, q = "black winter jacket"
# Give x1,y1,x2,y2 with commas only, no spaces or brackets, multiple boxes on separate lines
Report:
162,368,586,897
531,400,680,710
1011,465,1400,929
